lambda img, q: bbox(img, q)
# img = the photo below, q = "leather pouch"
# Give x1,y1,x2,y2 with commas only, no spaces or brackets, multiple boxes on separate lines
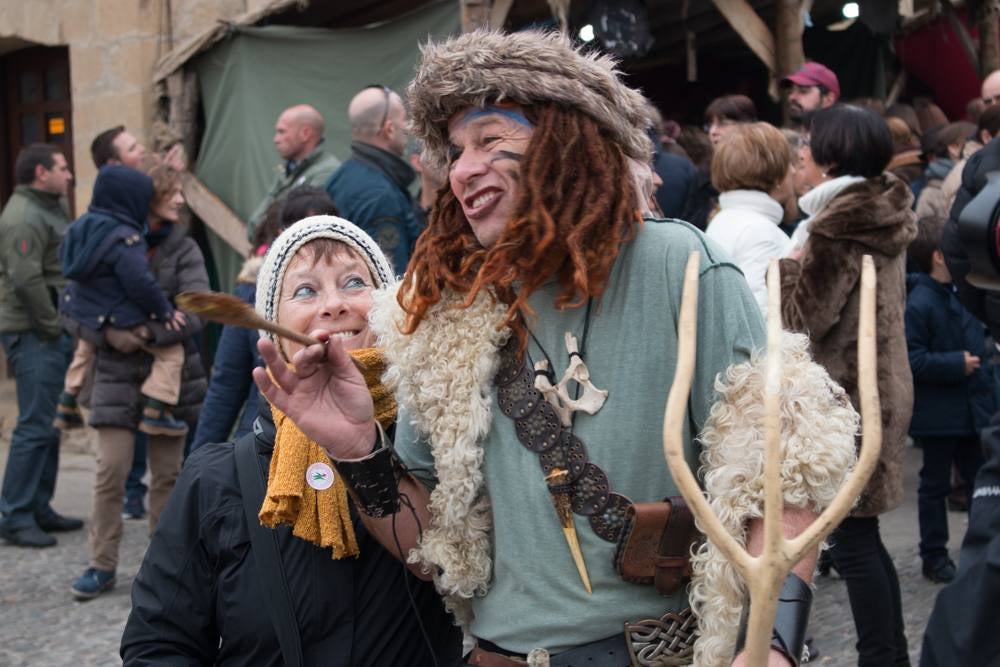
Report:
614,496,699,596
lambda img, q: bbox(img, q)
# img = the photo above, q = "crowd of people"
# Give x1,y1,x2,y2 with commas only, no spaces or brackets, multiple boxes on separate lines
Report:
0,27,998,667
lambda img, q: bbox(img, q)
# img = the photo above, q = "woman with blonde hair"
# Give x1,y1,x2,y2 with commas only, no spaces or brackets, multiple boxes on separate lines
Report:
706,122,793,314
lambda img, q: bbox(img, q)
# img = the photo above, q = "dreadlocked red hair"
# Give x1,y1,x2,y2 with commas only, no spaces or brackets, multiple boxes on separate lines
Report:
399,104,641,353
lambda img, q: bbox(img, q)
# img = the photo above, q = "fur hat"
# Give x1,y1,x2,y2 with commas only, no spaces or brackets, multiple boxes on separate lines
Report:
407,29,654,169
255,215,395,346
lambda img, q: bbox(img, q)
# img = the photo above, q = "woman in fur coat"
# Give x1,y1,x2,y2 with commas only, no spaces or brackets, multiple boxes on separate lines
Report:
780,104,918,667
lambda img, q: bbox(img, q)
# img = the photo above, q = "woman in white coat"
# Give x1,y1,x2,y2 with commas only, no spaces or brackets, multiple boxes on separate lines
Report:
705,122,794,315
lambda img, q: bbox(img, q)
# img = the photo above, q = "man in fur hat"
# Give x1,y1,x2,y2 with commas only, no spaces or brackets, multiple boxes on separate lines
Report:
256,30,822,666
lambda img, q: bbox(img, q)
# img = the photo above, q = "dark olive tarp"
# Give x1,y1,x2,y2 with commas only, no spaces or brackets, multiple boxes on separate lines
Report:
191,0,458,291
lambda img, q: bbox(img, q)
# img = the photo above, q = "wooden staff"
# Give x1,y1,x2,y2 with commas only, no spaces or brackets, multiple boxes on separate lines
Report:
661,253,882,667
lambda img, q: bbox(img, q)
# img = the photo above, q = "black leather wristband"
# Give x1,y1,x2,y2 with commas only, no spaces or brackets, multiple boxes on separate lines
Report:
332,426,401,518
733,572,813,666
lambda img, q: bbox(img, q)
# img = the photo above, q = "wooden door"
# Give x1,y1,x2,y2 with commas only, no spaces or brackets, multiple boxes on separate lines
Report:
1,46,73,212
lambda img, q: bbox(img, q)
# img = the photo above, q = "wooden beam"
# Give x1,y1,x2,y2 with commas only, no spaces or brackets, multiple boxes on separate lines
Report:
774,0,805,77
166,70,200,167
490,0,514,29
181,173,250,257
711,0,776,73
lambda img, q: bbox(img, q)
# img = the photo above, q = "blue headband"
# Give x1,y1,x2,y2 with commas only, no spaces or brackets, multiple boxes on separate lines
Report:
461,106,534,128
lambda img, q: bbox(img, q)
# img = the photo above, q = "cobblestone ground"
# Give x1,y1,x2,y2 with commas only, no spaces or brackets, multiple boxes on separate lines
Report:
0,421,969,666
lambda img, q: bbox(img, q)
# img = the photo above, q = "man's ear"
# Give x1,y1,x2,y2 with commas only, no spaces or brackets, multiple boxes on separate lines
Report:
33,163,48,183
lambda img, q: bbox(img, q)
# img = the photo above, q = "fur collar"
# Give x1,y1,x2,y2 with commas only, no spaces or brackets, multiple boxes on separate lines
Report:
370,285,510,623
807,174,916,256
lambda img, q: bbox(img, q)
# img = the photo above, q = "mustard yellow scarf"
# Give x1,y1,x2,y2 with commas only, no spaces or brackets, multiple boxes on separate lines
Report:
258,347,396,558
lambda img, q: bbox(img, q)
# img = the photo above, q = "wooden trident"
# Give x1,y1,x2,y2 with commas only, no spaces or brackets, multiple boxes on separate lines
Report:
662,253,882,667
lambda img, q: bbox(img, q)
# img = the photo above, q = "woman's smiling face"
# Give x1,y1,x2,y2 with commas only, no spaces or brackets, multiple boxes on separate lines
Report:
276,240,375,359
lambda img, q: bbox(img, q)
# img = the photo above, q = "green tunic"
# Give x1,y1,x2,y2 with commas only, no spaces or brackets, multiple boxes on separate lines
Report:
395,219,765,653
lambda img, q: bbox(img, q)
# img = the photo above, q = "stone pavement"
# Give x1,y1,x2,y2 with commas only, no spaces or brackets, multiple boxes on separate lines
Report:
0,407,971,666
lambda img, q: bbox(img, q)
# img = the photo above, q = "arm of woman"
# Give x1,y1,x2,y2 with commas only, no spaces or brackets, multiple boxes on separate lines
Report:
779,236,862,339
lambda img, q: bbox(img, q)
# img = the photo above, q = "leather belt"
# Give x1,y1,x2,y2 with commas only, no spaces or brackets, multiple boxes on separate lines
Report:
468,634,631,667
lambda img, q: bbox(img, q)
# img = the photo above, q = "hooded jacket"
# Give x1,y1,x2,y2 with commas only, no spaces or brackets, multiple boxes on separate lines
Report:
60,166,173,332
780,174,918,516
87,223,208,429
121,400,462,666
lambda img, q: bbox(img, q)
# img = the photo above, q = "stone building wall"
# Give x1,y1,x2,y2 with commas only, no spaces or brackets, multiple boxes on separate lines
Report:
0,0,256,211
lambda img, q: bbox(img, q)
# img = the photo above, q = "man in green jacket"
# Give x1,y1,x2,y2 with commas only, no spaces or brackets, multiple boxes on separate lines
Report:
0,143,82,548
246,104,341,242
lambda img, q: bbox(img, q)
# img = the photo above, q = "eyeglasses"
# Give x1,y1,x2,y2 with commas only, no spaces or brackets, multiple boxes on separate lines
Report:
364,83,393,132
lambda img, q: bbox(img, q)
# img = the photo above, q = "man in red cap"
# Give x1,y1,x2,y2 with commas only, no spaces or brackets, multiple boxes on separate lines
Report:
782,62,840,125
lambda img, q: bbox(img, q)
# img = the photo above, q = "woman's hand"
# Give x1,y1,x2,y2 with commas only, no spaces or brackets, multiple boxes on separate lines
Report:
253,331,376,459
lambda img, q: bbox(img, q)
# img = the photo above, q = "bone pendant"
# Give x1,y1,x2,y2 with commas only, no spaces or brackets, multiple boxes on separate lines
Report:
534,332,609,427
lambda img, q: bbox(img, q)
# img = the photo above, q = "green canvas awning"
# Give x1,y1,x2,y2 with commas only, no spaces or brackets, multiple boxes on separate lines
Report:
191,0,458,291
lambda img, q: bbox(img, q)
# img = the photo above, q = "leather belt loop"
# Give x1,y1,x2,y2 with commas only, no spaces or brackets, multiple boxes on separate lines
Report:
654,495,698,595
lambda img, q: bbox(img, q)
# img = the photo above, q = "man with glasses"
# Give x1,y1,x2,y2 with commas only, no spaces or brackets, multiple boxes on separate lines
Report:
781,62,840,126
247,104,340,241
325,85,420,272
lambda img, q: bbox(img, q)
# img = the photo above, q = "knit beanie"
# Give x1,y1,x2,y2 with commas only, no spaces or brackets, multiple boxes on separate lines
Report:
407,29,654,170
255,215,395,345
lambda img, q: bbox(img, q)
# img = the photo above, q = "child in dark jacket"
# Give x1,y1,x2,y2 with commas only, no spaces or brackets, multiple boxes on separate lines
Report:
905,215,994,584
57,165,188,437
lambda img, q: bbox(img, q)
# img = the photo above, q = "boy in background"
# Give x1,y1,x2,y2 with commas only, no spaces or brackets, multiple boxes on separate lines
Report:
905,215,994,583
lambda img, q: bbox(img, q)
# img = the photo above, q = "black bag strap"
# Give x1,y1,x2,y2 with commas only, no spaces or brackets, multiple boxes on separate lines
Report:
234,433,305,667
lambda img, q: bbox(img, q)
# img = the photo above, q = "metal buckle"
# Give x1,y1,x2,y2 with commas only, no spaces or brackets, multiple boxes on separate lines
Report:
624,608,698,666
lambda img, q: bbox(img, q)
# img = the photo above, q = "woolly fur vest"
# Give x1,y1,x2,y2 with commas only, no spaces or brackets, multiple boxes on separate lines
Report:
370,285,510,622
779,174,917,516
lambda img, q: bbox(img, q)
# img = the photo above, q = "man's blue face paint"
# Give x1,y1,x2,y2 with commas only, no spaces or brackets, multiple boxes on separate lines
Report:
460,106,534,128
492,150,524,163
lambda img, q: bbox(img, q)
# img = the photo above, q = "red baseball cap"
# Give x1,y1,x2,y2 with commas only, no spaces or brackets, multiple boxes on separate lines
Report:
781,62,840,97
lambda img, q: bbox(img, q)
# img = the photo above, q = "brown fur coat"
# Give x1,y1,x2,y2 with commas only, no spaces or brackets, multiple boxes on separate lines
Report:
780,174,918,516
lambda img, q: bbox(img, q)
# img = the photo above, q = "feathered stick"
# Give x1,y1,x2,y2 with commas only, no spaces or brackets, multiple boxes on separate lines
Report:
176,291,367,371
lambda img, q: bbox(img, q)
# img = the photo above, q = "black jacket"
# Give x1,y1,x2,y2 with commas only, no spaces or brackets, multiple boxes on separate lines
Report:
921,410,1000,666
905,273,995,438
121,402,462,666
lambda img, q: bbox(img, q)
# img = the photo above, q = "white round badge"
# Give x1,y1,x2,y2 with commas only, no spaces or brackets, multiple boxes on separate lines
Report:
306,462,335,491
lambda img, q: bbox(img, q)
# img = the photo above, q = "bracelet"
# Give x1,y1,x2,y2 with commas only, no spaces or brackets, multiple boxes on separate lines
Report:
733,572,812,667
332,423,401,518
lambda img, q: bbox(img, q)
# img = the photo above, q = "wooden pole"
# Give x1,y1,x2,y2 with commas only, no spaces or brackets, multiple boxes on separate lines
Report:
980,0,1000,78
460,0,492,32
774,0,804,111
774,0,805,78
662,254,883,667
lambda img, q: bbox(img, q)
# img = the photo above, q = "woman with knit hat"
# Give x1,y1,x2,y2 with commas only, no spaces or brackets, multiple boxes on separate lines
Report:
255,30,836,666
121,217,460,666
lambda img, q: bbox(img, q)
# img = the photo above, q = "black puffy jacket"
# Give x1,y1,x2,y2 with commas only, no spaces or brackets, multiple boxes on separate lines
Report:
121,402,462,667
88,224,208,429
